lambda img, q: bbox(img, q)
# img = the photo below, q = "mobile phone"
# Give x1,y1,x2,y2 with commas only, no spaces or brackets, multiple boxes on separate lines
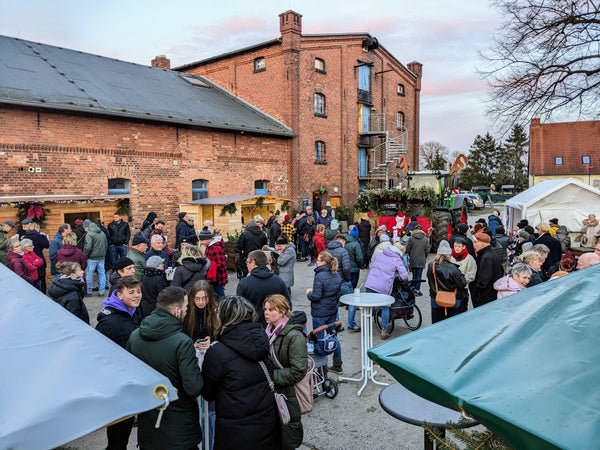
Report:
196,338,207,343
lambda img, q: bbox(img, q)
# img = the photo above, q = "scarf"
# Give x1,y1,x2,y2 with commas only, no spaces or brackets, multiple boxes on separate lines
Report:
452,247,469,261
266,315,290,348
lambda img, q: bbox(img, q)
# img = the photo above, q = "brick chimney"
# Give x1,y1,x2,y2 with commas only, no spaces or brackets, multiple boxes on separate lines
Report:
151,55,171,70
407,61,423,90
279,10,302,51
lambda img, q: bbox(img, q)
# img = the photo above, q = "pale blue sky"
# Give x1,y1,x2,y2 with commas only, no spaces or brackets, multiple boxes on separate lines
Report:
1,0,503,153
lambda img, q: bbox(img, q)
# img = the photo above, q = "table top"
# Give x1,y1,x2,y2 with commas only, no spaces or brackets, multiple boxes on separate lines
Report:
340,292,394,307
379,383,477,428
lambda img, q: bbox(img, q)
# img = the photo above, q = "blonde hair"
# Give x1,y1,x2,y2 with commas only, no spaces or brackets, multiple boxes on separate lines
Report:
263,294,293,317
316,224,325,233
393,242,405,254
318,251,338,274
63,232,78,246
515,250,541,265
178,245,203,265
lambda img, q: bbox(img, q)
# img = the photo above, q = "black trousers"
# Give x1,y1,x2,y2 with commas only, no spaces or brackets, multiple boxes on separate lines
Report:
106,416,134,450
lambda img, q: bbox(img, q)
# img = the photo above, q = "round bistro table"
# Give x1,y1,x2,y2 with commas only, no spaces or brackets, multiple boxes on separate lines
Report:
339,292,394,396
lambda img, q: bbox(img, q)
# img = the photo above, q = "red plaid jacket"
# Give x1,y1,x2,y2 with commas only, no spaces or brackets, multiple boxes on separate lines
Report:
204,239,228,287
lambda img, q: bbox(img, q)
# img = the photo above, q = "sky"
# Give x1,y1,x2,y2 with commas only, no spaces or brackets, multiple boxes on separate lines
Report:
1,0,503,154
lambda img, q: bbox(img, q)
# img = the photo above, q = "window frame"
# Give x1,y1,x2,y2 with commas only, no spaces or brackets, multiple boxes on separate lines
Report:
254,179,269,196
397,83,405,96
315,141,326,163
108,178,130,195
555,157,563,165
358,64,371,92
582,156,591,164
254,57,266,73
397,111,405,129
315,58,326,73
314,93,326,117
192,179,208,201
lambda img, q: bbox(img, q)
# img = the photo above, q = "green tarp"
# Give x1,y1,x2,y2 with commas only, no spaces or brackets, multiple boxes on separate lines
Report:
369,265,600,449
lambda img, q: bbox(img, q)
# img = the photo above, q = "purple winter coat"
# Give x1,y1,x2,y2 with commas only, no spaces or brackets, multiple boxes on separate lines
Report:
364,247,408,295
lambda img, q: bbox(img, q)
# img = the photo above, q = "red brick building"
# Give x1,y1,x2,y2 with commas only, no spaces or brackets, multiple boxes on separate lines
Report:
529,118,600,188
0,35,293,241
174,10,422,210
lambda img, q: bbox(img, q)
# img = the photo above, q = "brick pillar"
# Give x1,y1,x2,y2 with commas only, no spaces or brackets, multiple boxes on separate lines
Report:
407,61,423,171
151,55,171,70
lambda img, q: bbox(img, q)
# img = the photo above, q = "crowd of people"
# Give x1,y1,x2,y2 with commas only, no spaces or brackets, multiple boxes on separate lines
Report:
2,206,600,449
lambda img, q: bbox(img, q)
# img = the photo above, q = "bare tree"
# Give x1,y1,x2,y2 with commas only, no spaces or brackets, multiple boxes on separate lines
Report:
481,0,600,126
419,141,450,171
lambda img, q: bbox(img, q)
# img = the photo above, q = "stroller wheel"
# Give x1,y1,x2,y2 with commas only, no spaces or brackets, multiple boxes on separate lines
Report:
374,308,395,333
323,378,338,399
403,304,422,330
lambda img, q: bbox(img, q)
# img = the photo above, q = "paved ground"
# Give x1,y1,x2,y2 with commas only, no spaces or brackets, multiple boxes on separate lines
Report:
66,212,489,450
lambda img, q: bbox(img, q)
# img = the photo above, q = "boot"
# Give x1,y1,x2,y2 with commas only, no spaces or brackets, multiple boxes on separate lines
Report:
329,357,343,374
381,329,391,340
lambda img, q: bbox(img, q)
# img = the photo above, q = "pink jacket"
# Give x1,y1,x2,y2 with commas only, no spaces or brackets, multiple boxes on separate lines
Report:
494,275,525,299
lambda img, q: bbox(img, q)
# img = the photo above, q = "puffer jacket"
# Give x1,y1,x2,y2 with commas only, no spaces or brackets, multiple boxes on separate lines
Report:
493,275,525,299
234,225,268,258
277,242,296,288
127,308,204,450
344,234,363,273
307,264,342,318
405,229,429,269
0,229,9,265
96,291,142,348
23,229,49,270
365,247,408,295
426,259,467,298
22,251,43,281
488,215,503,237
47,275,89,323
141,268,168,318
56,244,87,270
201,321,281,450
270,321,308,450
84,223,108,260
370,240,392,263
172,257,213,291
7,250,33,284
326,240,351,282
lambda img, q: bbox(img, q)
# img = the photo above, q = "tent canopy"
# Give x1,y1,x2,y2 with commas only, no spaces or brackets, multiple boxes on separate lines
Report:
504,178,600,232
369,265,600,449
0,265,178,450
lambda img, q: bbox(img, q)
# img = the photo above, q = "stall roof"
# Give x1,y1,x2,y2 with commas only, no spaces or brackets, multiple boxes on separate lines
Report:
0,265,177,449
183,195,289,205
369,265,600,449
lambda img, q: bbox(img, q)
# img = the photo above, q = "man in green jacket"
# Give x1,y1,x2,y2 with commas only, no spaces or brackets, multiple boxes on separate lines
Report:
127,234,148,281
83,219,108,296
127,286,204,450
0,220,15,265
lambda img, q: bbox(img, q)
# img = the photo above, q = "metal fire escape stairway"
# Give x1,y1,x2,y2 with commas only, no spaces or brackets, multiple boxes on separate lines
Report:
369,126,408,184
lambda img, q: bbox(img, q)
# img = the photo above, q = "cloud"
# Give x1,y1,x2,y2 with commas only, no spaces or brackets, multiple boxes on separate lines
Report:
423,77,488,97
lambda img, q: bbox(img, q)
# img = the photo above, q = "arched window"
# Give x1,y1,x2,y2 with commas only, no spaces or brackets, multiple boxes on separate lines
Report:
254,57,266,72
397,83,405,96
315,58,325,72
314,93,326,116
192,179,208,200
108,178,130,195
254,180,269,196
315,141,326,162
397,111,405,129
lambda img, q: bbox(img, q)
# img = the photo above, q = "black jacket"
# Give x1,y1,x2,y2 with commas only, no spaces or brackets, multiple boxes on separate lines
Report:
141,268,168,318
269,222,281,247
234,225,268,258
201,321,281,450
326,240,351,282
469,245,503,308
236,266,290,326
47,276,89,323
108,220,131,246
307,265,342,318
96,304,142,348
426,259,466,297
175,219,198,249
534,232,563,275
172,257,212,291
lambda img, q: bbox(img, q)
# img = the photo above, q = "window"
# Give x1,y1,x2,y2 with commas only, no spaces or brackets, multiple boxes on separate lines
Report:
254,180,269,196
108,178,130,195
315,141,326,162
358,147,368,177
359,104,371,132
555,157,563,165
314,93,326,116
192,179,208,200
254,57,265,72
397,111,405,129
358,64,371,92
397,83,405,96
315,58,325,72
582,156,591,164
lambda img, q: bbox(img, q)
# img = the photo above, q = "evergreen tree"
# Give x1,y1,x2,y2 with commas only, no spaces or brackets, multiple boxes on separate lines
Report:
498,124,529,191
459,133,499,190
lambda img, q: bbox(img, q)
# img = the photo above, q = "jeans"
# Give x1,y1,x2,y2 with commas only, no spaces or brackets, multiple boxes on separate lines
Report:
366,287,390,329
298,235,307,258
198,397,216,450
86,259,106,294
110,244,128,265
312,315,341,358
214,285,225,298
348,272,361,328
411,267,423,292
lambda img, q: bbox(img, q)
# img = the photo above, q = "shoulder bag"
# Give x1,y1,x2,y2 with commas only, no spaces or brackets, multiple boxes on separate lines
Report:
259,360,290,425
433,262,457,316
271,346,314,415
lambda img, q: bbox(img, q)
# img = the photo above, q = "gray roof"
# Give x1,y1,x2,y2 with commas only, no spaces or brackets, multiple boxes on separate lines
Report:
183,194,288,205
0,35,294,137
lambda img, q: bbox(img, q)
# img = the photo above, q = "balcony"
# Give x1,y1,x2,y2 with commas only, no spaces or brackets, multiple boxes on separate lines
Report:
357,89,372,104
358,112,387,135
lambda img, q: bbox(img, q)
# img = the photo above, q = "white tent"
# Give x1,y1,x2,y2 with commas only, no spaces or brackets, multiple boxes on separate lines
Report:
0,265,178,450
504,178,600,232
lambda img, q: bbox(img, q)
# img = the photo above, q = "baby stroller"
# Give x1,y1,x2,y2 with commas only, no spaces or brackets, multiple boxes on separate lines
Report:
306,322,340,400
374,279,423,332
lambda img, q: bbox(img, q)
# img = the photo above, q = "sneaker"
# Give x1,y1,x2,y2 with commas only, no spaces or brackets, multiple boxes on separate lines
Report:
348,325,361,332
414,291,423,297
307,262,316,267
328,365,343,375
381,329,391,340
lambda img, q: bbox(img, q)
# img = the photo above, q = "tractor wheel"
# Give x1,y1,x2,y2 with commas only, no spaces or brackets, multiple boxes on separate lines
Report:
431,209,453,253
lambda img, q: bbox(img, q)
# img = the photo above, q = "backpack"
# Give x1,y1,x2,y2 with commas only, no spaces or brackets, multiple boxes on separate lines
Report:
308,240,317,258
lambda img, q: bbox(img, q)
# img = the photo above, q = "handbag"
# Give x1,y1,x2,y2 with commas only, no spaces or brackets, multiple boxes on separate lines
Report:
432,262,456,315
271,348,315,415
259,360,290,425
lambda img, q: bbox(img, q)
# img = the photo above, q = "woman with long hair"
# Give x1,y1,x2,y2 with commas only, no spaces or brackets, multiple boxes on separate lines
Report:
307,251,343,373
426,240,467,324
201,296,281,449
172,245,216,290
264,294,307,450
47,261,89,323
